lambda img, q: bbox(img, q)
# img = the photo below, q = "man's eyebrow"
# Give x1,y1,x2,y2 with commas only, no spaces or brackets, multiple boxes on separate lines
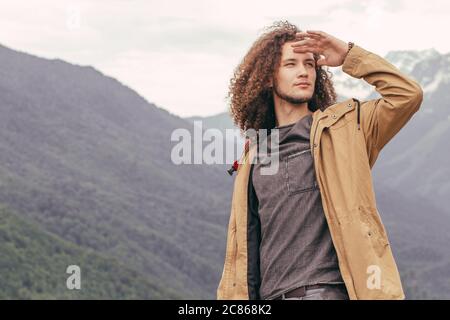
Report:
282,58,316,64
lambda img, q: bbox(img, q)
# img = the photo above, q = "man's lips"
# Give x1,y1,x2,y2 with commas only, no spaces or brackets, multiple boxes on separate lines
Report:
295,83,311,88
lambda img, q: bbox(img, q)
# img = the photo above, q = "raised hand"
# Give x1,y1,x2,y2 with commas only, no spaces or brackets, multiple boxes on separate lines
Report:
291,30,349,67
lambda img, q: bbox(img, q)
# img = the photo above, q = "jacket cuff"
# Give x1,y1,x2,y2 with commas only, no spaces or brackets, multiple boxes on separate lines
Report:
342,44,371,77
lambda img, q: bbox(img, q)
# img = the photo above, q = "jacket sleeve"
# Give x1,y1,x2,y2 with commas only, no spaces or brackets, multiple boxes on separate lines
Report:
341,44,424,166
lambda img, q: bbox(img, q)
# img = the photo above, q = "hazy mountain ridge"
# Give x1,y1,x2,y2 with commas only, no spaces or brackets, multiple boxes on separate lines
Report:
0,42,449,299
0,204,181,299
0,43,232,299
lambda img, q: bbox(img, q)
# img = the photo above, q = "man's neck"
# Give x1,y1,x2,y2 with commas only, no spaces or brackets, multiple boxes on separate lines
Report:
274,101,312,127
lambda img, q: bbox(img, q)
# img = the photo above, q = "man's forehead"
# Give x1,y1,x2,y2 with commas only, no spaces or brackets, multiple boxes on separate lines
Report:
282,42,315,61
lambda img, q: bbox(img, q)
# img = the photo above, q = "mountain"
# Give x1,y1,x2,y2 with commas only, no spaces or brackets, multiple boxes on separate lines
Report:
0,205,179,299
330,48,444,101
374,183,450,299
1,41,449,299
186,112,236,133
186,112,246,159
0,43,234,299
372,49,450,215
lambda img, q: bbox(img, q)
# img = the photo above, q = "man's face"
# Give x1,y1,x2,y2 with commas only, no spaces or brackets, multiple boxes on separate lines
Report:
272,41,317,104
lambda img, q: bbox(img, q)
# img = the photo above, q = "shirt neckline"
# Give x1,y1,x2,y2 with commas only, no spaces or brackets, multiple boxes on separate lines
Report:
274,113,312,129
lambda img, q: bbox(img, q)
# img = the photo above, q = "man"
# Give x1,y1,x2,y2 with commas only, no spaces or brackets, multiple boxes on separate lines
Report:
217,21,423,300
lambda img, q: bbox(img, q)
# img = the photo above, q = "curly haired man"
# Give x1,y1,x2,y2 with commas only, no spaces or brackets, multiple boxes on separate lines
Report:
218,21,423,300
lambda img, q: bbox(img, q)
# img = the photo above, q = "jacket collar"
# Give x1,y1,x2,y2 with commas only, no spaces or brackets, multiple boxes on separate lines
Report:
310,98,361,151
313,98,359,128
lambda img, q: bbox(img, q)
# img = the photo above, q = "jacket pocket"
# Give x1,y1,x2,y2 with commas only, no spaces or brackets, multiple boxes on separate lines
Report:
285,149,317,195
358,206,390,256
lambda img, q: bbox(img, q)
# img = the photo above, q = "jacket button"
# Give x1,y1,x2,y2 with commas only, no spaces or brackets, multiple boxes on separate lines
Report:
331,114,337,119
348,103,352,107
232,283,236,287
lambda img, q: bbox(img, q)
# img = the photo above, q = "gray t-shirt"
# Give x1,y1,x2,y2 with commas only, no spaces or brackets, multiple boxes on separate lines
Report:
252,113,344,300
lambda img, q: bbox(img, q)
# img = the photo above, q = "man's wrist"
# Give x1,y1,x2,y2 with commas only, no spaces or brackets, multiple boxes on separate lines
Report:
341,41,355,66
347,42,355,55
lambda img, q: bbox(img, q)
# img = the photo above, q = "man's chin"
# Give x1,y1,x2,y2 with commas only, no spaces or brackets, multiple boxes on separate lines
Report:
290,95,312,104
274,87,313,104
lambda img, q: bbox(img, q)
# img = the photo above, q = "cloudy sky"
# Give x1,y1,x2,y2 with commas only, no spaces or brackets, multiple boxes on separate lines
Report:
0,0,449,117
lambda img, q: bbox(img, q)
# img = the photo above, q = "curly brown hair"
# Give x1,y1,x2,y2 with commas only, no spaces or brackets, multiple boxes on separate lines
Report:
227,20,337,135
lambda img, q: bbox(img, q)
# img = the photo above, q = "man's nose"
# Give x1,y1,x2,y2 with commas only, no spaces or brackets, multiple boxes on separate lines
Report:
296,66,308,77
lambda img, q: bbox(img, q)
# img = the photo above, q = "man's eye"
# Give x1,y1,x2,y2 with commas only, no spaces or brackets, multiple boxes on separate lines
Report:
307,63,315,67
285,63,294,66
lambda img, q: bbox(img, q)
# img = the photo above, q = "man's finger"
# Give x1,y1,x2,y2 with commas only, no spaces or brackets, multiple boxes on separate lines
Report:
292,46,320,54
306,30,325,37
290,39,316,47
295,32,321,39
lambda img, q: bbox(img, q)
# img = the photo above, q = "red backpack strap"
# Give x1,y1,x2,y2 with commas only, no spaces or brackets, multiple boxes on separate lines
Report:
227,138,251,176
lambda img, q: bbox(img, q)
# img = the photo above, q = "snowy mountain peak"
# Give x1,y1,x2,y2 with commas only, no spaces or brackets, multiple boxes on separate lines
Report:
385,48,441,74
332,47,449,101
